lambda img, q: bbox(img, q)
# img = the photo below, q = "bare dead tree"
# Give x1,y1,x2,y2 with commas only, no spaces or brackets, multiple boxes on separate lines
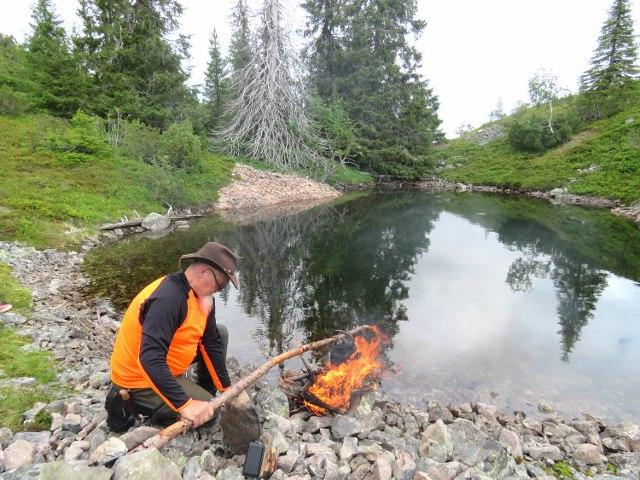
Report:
217,0,330,174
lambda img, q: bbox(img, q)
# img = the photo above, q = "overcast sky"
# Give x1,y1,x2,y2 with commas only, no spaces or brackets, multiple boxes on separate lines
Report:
1,0,639,137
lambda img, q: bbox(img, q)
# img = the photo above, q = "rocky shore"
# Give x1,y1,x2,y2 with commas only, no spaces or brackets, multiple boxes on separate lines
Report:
1,240,640,479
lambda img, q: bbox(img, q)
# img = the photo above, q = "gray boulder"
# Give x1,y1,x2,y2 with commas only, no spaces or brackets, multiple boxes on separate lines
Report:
89,437,127,465
448,419,510,477
331,415,361,440
393,450,417,480
141,213,171,231
2,440,34,470
119,426,159,451
574,444,606,465
112,448,181,480
420,419,453,462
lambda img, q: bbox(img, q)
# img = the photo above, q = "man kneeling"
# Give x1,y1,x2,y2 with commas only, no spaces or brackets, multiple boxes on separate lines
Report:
106,242,238,431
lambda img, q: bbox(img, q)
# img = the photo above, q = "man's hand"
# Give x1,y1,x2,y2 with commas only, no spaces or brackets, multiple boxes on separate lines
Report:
179,399,215,427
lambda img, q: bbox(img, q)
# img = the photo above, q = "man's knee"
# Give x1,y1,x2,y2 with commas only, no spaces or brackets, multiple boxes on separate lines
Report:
217,323,228,347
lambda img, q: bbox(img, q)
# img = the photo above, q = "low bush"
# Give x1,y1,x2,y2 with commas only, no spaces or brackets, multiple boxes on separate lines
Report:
368,145,432,180
119,120,162,164
508,111,573,152
160,120,203,170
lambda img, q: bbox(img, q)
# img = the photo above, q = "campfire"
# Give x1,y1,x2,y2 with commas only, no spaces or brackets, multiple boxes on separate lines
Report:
280,326,388,416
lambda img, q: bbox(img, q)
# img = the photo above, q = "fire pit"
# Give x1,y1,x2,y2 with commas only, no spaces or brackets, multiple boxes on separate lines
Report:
279,326,388,416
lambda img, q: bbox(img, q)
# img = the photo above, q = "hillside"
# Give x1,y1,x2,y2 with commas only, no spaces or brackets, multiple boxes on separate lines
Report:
430,94,640,204
0,114,234,249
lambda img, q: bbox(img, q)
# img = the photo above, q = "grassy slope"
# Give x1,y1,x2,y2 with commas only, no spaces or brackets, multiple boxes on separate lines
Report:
0,264,59,431
431,102,640,204
0,114,234,249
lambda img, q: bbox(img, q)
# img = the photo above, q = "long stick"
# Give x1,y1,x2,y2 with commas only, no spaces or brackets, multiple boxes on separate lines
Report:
132,325,373,452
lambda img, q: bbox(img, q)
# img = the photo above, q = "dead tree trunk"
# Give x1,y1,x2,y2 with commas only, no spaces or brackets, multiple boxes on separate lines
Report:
132,325,374,452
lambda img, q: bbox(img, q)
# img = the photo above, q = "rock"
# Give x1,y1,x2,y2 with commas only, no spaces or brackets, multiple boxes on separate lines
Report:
528,444,565,461
340,436,358,461
220,391,261,455
305,415,333,433
89,437,127,465
22,402,47,425
141,213,171,231
428,403,454,424
13,431,50,458
447,419,510,477
87,428,108,455
0,448,3,473
498,429,523,459
424,460,464,480
0,428,12,449
64,441,86,461
119,426,159,451
0,313,27,326
419,420,452,462
255,388,289,418
3,440,34,470
372,456,392,480
0,377,37,388
620,422,640,452
216,465,244,480
603,437,630,453
574,443,606,465
112,448,182,480
332,415,361,440
62,413,84,434
393,450,417,480
182,456,203,480
0,460,110,480
278,450,302,474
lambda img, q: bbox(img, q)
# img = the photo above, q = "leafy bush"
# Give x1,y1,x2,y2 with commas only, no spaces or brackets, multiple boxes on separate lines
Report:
508,112,573,152
576,83,640,122
119,120,162,164
368,146,432,180
46,111,108,165
311,97,360,163
0,85,31,115
160,120,203,170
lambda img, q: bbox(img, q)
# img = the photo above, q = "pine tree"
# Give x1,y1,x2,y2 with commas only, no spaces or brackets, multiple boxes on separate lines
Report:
228,0,252,74
219,0,325,172
580,0,639,91
74,0,192,128
203,29,229,132
26,0,88,117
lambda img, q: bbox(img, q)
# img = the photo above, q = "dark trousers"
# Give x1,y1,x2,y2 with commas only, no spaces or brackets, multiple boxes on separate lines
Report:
114,324,228,425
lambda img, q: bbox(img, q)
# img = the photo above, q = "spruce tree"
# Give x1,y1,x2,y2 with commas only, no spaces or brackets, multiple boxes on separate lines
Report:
580,0,639,91
26,0,87,117
203,29,228,132
75,0,191,128
228,0,252,74
302,0,442,178
219,0,325,172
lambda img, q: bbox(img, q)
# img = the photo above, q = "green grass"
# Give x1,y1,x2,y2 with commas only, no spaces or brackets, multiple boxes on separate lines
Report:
431,102,640,204
0,262,31,313
0,325,60,432
0,114,234,249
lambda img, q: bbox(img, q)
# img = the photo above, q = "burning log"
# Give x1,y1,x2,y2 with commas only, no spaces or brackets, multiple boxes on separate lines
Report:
282,325,388,416
132,325,375,453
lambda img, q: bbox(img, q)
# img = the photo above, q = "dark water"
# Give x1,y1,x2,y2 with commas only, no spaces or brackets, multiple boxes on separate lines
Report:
84,192,640,421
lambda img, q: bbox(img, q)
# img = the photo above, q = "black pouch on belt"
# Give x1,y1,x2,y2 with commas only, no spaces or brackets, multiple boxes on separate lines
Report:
105,385,136,433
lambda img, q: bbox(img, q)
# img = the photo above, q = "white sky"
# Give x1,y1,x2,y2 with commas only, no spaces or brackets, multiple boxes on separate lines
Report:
1,0,639,137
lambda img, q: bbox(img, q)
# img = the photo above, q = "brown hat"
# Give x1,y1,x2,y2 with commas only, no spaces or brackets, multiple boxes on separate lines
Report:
179,242,239,289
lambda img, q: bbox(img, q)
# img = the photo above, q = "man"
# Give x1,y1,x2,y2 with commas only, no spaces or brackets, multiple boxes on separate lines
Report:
107,241,238,431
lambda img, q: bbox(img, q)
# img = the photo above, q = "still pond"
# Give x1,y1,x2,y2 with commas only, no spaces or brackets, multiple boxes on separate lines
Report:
84,192,640,421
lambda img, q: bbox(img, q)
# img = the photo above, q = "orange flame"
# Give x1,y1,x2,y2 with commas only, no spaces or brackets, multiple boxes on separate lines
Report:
305,326,387,415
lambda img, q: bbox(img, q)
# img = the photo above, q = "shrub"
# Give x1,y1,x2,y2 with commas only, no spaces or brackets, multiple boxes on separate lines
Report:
0,85,31,115
576,84,640,122
368,146,432,180
66,111,106,155
508,111,573,152
119,120,162,164
160,120,203,170
311,97,360,163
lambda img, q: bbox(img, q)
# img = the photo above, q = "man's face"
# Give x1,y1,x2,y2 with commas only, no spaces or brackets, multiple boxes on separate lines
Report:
199,265,228,295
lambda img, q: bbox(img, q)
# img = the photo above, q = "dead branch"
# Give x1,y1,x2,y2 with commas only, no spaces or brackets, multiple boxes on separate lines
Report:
132,325,374,452
100,214,203,231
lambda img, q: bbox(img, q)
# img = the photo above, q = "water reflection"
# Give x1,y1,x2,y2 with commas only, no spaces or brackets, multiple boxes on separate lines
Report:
84,192,640,419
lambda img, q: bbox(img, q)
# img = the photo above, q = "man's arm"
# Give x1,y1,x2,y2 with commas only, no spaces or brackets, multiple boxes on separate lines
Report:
138,295,192,411
199,305,231,392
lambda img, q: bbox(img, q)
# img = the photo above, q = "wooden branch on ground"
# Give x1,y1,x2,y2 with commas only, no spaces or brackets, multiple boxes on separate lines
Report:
131,325,374,453
100,213,204,231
